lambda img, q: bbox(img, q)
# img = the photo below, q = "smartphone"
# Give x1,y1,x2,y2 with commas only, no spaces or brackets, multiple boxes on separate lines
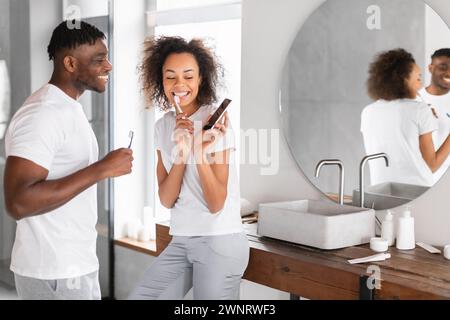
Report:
203,98,232,130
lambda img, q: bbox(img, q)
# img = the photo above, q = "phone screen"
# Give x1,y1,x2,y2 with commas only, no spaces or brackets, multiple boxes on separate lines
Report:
203,98,232,130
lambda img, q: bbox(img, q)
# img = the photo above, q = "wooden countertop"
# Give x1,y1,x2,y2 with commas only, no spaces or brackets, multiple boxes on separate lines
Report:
116,218,450,300
114,236,157,255
242,224,450,300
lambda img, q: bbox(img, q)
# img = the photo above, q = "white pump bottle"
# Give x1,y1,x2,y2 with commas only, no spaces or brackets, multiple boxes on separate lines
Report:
381,210,395,246
396,206,415,250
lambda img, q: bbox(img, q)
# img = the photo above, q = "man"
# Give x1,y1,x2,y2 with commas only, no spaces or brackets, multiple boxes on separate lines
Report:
3,21,133,300
419,48,450,183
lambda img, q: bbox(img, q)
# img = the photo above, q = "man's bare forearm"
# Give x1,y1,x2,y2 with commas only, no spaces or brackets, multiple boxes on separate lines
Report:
6,162,107,220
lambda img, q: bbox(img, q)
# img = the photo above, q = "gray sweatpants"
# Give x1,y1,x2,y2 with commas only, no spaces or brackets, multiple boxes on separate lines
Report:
14,271,101,300
128,232,250,300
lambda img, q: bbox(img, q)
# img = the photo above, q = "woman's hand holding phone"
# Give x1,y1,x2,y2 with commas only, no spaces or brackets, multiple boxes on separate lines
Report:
195,112,229,162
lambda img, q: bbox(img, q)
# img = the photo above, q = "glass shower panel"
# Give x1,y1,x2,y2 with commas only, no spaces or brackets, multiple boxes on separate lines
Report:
84,15,112,299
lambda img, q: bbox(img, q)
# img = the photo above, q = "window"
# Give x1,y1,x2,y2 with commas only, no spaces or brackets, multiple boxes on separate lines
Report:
147,0,242,220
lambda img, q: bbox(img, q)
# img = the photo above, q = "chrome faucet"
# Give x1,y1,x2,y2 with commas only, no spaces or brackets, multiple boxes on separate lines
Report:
315,160,345,205
359,153,390,208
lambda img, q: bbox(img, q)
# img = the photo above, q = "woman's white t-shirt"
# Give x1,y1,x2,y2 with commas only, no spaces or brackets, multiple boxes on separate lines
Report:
361,99,438,187
155,105,243,236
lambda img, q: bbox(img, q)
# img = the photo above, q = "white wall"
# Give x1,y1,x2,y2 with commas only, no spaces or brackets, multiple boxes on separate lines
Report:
62,0,109,19
240,0,325,207
241,0,450,246
29,0,61,91
113,0,152,238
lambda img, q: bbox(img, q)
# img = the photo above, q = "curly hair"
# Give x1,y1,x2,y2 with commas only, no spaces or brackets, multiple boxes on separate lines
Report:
139,36,223,111
367,48,416,101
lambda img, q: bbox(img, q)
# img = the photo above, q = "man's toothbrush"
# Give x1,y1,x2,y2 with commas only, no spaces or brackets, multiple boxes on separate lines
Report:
128,130,134,148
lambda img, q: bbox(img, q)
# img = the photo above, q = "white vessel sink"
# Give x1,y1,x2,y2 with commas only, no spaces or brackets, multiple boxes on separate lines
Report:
257,200,375,250
352,182,429,210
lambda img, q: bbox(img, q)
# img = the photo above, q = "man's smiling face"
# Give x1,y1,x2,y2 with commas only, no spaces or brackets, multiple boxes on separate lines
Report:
72,39,112,93
430,56,450,92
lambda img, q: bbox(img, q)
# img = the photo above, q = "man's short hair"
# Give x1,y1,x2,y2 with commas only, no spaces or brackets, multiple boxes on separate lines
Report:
431,48,450,60
47,20,106,61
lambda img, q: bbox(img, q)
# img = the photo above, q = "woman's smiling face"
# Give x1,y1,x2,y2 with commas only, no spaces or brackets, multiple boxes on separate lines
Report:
163,52,202,110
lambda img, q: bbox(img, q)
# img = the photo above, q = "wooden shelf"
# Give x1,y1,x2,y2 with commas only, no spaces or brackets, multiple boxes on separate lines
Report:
114,216,258,256
114,237,157,257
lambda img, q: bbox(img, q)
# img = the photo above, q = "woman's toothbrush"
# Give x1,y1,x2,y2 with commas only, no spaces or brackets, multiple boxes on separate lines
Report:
174,95,183,114
174,95,187,120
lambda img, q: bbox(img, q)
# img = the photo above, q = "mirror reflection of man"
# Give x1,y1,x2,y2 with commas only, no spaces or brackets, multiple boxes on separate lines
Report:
419,49,450,183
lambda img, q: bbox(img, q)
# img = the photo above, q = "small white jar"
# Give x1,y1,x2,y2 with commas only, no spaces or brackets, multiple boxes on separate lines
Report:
444,245,450,260
370,237,389,253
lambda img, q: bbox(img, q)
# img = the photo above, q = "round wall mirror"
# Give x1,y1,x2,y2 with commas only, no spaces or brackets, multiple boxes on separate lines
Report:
280,0,450,210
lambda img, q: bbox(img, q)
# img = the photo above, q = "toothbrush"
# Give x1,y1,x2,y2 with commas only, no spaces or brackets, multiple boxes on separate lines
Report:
173,95,187,120
348,253,391,265
128,130,134,148
174,95,183,115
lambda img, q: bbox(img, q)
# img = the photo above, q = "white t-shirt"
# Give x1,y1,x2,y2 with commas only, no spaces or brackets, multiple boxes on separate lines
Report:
5,84,99,280
418,88,450,183
361,99,438,187
155,105,243,236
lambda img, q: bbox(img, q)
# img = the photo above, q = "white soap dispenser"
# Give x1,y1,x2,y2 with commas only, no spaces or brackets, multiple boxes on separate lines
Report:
381,210,395,246
396,206,415,250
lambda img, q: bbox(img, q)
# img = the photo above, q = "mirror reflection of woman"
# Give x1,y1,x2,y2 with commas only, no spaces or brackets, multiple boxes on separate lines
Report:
361,48,450,187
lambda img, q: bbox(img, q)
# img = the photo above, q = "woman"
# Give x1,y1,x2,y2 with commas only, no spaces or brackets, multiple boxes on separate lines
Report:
362,48,450,187
129,36,249,300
